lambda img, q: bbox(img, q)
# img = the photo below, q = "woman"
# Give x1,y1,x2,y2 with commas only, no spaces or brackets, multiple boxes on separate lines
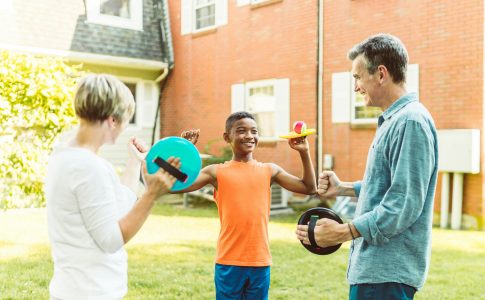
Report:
45,74,178,299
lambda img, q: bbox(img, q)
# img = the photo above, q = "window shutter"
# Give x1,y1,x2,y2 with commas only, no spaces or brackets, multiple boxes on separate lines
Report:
231,83,245,112
406,64,419,97
215,0,228,26
141,82,159,128
274,78,290,136
331,72,351,123
181,0,192,35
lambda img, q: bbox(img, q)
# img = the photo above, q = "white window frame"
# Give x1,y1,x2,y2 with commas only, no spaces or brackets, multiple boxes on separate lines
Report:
231,78,290,141
118,76,159,130
181,0,228,35
85,0,143,31
193,0,217,32
350,85,382,126
118,77,143,129
349,63,420,126
245,79,277,139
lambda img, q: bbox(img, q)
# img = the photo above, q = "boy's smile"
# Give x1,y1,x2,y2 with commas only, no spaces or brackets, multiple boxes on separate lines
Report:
224,117,259,159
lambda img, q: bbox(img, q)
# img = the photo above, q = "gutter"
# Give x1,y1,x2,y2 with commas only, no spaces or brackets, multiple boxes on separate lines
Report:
0,43,167,71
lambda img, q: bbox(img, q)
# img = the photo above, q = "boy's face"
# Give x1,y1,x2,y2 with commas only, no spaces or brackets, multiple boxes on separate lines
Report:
224,118,259,154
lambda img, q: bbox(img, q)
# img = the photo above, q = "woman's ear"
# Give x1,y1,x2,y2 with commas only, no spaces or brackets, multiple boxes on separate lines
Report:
107,116,116,129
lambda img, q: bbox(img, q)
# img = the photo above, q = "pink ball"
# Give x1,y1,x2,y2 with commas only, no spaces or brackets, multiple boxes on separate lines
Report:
293,121,306,134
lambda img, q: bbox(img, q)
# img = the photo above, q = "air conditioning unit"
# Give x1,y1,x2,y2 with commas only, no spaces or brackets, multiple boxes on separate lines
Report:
270,184,293,215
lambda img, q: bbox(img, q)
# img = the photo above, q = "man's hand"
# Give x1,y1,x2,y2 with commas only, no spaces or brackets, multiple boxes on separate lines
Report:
295,218,348,248
181,129,200,145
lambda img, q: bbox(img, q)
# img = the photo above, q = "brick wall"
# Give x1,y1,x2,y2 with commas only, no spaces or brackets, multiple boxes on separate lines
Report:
163,0,319,176
323,0,484,227
163,0,484,228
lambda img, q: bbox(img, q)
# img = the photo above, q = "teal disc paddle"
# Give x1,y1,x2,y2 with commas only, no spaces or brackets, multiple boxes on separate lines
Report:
145,137,202,191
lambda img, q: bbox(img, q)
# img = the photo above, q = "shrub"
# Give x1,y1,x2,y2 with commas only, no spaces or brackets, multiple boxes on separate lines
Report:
0,51,81,209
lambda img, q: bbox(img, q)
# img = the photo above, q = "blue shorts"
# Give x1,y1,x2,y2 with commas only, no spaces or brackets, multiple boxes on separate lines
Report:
349,282,417,300
214,263,270,300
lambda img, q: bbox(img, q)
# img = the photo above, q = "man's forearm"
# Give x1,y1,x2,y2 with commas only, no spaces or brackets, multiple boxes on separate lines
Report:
337,181,357,197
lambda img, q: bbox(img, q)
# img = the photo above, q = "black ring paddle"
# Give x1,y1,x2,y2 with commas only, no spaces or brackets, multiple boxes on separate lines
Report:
297,207,344,255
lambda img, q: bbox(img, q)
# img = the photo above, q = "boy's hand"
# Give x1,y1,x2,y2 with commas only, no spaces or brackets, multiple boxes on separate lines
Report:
181,129,200,145
317,171,341,199
288,136,309,152
128,136,149,161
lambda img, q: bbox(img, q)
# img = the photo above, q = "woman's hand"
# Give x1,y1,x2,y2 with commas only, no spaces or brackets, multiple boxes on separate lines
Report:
141,157,181,196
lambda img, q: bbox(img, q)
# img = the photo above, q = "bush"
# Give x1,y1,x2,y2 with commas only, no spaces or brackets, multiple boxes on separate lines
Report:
0,51,81,209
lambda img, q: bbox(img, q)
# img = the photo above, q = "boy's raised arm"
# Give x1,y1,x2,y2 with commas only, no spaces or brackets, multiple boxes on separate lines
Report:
170,164,217,194
271,137,317,195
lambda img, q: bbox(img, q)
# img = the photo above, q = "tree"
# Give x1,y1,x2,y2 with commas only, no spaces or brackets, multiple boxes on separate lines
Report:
0,51,81,209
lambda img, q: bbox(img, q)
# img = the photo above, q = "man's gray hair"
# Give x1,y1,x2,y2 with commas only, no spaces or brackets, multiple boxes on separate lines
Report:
347,33,409,84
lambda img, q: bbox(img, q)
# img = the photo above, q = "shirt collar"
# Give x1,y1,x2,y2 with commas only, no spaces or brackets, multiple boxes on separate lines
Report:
378,92,418,126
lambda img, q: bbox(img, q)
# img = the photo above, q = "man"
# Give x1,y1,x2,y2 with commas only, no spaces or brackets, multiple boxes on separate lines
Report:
296,34,438,300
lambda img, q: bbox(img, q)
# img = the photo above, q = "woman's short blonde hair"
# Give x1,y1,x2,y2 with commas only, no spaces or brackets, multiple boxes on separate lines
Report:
74,74,135,123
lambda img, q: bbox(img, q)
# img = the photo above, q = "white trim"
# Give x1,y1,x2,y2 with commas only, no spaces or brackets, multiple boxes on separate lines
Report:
117,76,144,130
237,0,250,5
115,77,159,130
182,0,227,35
192,0,217,32
0,43,167,71
85,0,143,31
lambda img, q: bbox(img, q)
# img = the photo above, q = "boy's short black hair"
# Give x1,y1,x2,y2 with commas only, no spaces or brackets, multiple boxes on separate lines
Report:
225,111,255,133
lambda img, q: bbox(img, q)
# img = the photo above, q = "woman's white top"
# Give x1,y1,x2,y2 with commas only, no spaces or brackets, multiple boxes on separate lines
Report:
45,144,136,300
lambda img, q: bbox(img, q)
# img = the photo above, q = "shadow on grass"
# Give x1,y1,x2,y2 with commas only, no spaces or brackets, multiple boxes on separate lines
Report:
150,201,322,226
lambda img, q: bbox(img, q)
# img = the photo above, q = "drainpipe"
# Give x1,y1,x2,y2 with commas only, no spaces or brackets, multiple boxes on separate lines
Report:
316,0,324,174
152,0,175,145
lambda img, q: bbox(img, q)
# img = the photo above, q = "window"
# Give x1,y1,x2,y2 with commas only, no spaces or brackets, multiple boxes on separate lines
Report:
181,0,228,35
118,78,159,129
231,79,290,140
194,0,216,31
350,89,382,125
124,82,137,124
331,64,419,126
86,0,143,31
247,83,276,137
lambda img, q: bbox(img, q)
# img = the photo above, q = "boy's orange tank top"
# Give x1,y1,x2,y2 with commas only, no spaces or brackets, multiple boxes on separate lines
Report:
214,160,273,266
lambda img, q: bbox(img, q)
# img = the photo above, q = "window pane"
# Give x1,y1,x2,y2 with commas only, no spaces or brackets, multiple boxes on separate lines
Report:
100,0,131,19
247,85,275,137
355,106,381,120
196,0,214,6
195,4,215,29
124,82,137,124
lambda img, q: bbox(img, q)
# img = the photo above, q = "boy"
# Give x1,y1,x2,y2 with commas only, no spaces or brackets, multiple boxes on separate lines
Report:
180,111,316,299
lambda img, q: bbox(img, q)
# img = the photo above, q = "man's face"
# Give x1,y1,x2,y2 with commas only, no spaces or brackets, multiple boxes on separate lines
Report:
226,118,259,155
351,55,381,107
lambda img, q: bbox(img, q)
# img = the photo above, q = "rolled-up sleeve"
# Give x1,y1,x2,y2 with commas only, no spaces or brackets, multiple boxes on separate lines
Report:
71,163,125,253
353,181,362,197
353,120,436,246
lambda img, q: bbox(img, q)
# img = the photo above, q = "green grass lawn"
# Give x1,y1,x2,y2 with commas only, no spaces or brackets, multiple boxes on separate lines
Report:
1,201,485,299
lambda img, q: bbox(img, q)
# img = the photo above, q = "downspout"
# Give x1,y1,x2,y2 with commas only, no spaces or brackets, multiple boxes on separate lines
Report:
152,0,175,145
316,0,324,174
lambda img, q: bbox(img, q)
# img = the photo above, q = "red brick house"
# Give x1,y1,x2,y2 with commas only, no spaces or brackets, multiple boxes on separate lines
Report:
161,0,483,229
